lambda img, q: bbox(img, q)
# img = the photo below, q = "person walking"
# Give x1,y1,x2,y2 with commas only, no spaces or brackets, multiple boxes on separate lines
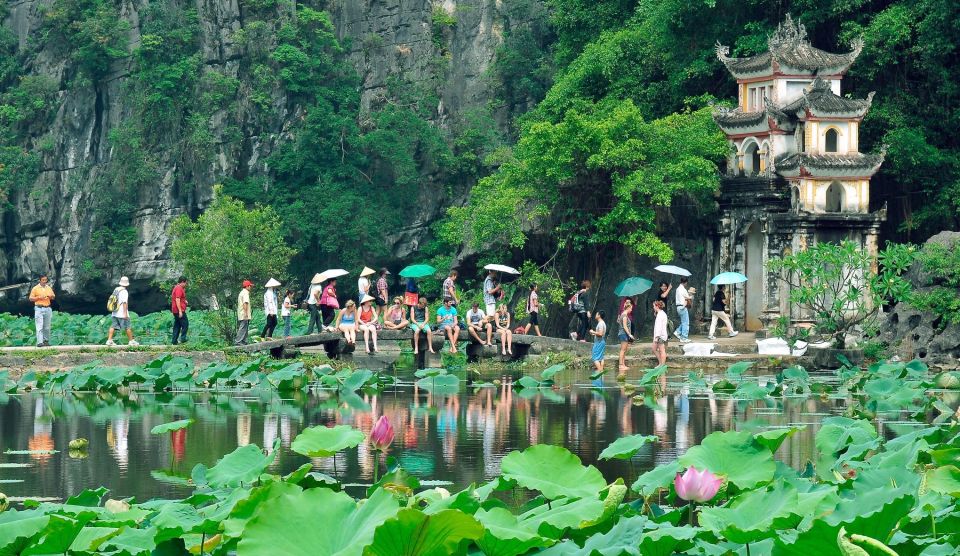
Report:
442,270,460,305
281,289,294,338
466,302,493,346
483,270,501,316
358,267,374,304
319,278,340,331
708,285,739,340
437,297,460,353
107,276,138,346
306,273,323,335
29,274,55,347
261,278,280,339
170,276,188,345
375,268,390,313
617,298,635,375
523,284,542,336
234,280,252,346
495,304,513,355
409,297,435,355
589,310,607,374
358,295,380,353
652,300,668,367
674,277,692,343
574,280,592,342
335,300,358,345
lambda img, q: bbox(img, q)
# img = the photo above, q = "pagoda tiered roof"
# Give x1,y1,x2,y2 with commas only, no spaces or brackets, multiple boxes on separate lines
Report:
775,149,885,179
774,78,874,119
712,106,769,134
716,15,862,79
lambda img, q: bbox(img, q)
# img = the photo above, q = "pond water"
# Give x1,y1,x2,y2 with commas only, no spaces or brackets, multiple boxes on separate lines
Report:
0,368,890,503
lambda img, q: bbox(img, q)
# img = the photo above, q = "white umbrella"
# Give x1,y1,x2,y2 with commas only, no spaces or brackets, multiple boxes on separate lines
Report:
483,264,520,275
317,269,349,282
654,264,692,277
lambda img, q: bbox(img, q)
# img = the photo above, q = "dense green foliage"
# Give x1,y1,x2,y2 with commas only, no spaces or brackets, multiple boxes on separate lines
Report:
1,357,958,554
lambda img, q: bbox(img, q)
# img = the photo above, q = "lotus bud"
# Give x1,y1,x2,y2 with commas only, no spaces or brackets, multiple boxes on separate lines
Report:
0,492,7,512
68,438,88,450
105,499,130,513
674,466,723,503
370,415,394,451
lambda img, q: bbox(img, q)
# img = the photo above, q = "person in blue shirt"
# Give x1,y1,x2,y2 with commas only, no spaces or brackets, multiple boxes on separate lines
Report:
436,298,460,354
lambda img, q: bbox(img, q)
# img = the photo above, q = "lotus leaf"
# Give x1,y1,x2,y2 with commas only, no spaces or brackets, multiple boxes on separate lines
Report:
149,419,194,435
925,466,960,497
540,364,565,381
579,514,647,555
501,445,606,500
416,374,460,393
515,376,542,389
192,439,280,488
678,431,775,489
237,487,399,556
517,495,606,538
365,508,483,555
68,527,122,552
755,427,804,453
291,425,364,458
100,526,156,556
815,418,879,481
474,507,553,556
632,461,681,497
699,482,804,543
599,434,657,460
414,368,447,378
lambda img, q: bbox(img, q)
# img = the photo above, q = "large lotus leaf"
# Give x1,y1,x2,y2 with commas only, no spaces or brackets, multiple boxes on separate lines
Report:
925,466,960,497
698,482,803,544
365,508,483,556
540,364,566,381
825,486,914,541
66,487,109,507
68,526,122,552
150,419,194,435
599,435,658,460
515,376,542,389
150,503,220,542
814,417,879,481
725,361,754,379
193,439,280,488
416,374,460,393
755,427,804,454
237,487,399,556
638,365,669,386
222,481,302,539
18,514,82,556
341,370,375,392
100,526,157,556
266,362,307,391
772,519,843,556
474,507,553,556
291,425,364,458
638,522,699,556
517,496,606,539
678,430,775,489
501,445,606,500
632,460,681,497
580,515,648,555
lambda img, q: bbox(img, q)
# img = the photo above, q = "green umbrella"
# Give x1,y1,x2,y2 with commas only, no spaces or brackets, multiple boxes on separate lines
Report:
398,264,437,278
613,276,654,297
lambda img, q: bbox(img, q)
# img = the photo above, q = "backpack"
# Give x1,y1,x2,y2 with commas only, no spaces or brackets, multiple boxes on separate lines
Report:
106,288,120,312
568,291,584,313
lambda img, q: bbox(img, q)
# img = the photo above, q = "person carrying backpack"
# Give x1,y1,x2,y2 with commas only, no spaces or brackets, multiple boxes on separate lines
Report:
106,276,138,346
569,280,591,342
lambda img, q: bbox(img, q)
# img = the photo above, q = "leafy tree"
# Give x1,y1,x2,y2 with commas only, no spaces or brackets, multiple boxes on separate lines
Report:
169,191,295,342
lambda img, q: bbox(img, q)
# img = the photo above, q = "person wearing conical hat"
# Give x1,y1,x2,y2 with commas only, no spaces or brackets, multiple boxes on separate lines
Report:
358,294,379,353
305,273,323,335
261,278,281,340
106,276,138,347
358,266,375,304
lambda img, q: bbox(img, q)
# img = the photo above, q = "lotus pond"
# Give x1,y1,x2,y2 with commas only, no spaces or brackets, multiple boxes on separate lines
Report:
0,355,958,554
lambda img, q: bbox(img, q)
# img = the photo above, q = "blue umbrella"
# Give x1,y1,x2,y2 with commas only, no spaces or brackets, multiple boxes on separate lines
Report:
613,277,654,297
710,272,748,285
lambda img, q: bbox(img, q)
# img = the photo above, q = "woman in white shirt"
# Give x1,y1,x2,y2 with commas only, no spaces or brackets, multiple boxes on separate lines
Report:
281,289,294,338
652,300,668,366
261,278,280,339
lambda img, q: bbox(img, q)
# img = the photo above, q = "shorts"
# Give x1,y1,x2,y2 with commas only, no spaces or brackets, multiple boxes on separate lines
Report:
529,312,539,325
410,322,431,332
111,317,130,331
375,296,387,307
592,340,606,362
618,332,629,342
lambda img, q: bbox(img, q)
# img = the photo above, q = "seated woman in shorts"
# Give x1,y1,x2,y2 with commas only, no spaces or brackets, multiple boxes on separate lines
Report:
408,297,436,355
495,304,513,355
335,300,358,345
383,297,409,330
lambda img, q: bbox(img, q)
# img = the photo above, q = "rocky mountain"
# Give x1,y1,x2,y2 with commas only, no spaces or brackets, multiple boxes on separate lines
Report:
0,0,527,311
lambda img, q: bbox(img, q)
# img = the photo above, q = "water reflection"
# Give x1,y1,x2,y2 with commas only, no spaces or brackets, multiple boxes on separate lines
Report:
0,376,849,502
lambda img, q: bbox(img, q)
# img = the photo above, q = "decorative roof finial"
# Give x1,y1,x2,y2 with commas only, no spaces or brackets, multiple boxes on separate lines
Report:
768,14,807,51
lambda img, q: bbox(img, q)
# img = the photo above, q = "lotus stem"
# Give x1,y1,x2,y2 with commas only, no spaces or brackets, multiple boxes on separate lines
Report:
849,534,898,556
373,449,380,484
931,511,936,539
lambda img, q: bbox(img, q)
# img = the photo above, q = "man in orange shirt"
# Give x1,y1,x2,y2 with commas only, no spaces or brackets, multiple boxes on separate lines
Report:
28,274,55,347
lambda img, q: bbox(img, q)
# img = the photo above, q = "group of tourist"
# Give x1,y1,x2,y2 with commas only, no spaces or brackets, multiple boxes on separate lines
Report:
24,268,740,373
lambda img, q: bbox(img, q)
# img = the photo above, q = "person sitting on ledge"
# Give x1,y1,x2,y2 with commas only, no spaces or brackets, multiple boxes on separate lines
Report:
383,296,409,330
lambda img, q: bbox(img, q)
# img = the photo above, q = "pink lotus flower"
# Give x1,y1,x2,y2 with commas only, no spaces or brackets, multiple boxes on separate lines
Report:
370,415,394,451
674,466,722,502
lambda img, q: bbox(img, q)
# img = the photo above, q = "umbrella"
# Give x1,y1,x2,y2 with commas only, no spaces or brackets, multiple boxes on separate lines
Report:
710,272,748,285
399,264,437,279
613,277,654,297
317,269,349,283
654,264,692,277
483,263,520,275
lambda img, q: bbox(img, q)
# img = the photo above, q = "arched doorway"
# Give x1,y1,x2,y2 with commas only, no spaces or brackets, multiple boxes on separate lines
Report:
826,182,844,212
825,128,839,153
744,222,764,331
744,143,761,175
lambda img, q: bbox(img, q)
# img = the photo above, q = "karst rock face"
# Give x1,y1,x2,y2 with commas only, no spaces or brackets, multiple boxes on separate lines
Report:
0,0,508,311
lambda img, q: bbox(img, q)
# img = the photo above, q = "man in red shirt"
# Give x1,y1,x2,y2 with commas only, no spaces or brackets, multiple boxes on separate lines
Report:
171,276,188,345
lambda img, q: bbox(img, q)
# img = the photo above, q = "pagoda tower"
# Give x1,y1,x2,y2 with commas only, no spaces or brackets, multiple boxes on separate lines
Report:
710,15,885,332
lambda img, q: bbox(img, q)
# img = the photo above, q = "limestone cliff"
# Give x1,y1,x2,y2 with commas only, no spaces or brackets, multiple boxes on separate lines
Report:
0,0,515,311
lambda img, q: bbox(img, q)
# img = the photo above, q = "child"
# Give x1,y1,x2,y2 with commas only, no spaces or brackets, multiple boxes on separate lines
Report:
589,310,607,374
281,289,294,338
